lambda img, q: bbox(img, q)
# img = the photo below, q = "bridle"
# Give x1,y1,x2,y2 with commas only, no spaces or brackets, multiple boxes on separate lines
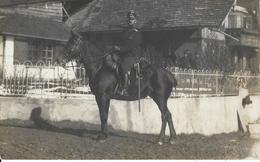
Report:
71,33,112,64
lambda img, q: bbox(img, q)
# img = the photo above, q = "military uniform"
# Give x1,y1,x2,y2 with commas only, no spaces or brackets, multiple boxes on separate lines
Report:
119,27,142,74
114,10,142,95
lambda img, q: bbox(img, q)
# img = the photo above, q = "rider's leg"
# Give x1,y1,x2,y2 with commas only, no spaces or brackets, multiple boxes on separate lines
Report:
120,72,129,96
123,72,129,88
121,72,129,95
117,66,124,88
115,66,121,84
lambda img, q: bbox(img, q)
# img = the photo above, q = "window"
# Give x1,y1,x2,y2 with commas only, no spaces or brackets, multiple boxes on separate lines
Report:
228,13,254,29
228,15,237,28
41,44,54,65
28,40,54,65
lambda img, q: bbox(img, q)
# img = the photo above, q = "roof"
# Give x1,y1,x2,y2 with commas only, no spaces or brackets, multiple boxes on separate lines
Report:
0,0,85,7
70,0,235,33
0,0,55,7
0,13,70,41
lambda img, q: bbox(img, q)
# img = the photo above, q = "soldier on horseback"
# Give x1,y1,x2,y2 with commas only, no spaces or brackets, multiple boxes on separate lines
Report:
112,10,143,95
65,11,178,143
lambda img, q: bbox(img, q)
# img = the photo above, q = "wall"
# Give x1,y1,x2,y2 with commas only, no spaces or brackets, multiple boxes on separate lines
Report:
257,50,260,71
13,38,66,65
54,43,66,63
0,95,253,136
14,38,29,64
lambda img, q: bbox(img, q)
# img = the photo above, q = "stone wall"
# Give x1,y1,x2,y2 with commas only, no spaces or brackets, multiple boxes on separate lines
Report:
0,95,254,136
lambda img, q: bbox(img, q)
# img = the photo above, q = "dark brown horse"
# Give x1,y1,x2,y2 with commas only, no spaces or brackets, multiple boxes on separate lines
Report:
65,32,177,144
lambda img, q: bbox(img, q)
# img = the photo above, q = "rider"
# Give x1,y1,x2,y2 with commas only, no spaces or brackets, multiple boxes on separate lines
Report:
115,10,143,95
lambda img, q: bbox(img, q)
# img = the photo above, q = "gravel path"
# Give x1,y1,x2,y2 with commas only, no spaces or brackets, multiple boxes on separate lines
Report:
0,119,258,160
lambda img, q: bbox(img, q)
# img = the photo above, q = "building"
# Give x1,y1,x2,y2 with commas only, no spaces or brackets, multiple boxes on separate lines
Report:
69,0,260,72
0,0,92,78
226,0,260,72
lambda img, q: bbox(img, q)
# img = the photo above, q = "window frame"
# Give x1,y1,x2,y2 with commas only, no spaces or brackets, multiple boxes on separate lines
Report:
28,39,55,65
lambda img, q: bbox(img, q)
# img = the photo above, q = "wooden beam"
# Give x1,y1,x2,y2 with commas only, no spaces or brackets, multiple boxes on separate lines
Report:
210,28,240,42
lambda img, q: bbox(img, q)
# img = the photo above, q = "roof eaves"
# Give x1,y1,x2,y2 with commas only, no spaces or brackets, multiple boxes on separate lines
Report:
0,13,70,42
82,25,218,34
1,32,69,42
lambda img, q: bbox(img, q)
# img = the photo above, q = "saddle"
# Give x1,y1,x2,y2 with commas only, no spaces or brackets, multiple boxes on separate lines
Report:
104,51,150,96
116,58,150,96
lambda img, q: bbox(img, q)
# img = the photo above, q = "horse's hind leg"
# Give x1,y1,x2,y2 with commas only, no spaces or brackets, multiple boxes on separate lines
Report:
95,93,110,141
166,107,177,144
152,94,177,144
151,95,168,145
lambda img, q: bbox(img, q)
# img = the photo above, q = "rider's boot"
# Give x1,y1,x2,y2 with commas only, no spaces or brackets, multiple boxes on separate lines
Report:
120,73,129,96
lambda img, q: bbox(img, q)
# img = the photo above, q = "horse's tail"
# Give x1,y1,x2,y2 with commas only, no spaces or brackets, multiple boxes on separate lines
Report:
165,70,177,88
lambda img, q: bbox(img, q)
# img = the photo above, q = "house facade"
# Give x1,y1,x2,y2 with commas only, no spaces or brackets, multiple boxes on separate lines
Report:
0,0,92,78
69,0,260,72
226,0,260,72
2,0,259,76
0,1,69,78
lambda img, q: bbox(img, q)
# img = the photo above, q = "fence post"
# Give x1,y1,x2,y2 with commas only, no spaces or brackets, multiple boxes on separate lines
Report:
26,67,28,96
40,67,43,98
197,72,200,96
191,69,194,95
216,70,219,95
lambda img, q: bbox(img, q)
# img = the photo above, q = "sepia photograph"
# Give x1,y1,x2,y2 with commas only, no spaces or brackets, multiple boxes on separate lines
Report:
0,0,260,160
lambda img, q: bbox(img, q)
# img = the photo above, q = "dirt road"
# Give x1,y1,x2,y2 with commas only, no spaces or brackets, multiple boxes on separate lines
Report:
0,119,258,159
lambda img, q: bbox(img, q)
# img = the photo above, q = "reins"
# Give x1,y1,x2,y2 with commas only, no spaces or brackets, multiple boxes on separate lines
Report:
89,53,110,64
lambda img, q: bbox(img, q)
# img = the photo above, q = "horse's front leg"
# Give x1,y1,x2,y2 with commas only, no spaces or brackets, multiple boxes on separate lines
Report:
95,93,110,142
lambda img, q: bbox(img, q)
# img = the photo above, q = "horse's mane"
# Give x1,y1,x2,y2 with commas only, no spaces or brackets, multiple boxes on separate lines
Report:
66,35,106,72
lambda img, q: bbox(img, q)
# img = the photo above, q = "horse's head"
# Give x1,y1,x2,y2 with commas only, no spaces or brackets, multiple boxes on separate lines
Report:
64,31,84,63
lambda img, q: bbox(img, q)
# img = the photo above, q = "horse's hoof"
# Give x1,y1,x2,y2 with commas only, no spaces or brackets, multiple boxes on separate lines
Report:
169,136,176,145
158,138,164,145
169,139,175,145
158,141,164,145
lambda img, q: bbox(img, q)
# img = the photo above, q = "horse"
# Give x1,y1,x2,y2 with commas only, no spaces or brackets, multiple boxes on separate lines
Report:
64,32,178,145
